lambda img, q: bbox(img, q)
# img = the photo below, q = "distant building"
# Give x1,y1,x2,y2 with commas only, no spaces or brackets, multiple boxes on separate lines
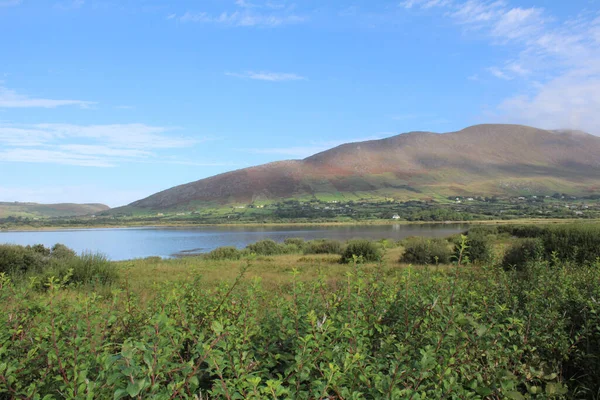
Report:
392,214,401,219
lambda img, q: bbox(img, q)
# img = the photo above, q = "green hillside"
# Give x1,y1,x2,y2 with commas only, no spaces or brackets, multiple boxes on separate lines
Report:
0,202,110,218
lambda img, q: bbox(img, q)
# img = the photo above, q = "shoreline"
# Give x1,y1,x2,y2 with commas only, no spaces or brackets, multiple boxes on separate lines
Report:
1,218,595,232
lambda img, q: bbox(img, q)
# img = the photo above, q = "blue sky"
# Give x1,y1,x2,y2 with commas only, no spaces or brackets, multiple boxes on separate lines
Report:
1,0,599,206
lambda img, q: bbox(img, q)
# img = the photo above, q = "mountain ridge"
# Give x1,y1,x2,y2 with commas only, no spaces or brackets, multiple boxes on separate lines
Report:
126,124,600,210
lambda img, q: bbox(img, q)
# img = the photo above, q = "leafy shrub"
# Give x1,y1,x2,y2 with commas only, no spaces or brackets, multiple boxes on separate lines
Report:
466,225,499,236
62,253,116,285
29,244,51,256
498,224,600,265
2,258,599,398
51,243,76,259
304,239,343,255
245,239,301,256
401,237,452,264
205,246,242,260
245,239,283,256
0,244,45,274
283,238,306,249
30,252,116,288
340,240,381,263
0,243,115,288
458,233,493,264
502,238,544,270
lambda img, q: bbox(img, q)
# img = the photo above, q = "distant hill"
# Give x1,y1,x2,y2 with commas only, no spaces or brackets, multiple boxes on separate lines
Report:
0,202,110,218
124,124,600,211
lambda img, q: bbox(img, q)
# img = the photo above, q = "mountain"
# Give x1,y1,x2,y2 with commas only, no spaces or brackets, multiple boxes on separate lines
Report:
127,124,600,210
0,202,110,218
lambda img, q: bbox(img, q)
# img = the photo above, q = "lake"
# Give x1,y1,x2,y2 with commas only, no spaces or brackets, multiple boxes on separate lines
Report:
0,224,468,261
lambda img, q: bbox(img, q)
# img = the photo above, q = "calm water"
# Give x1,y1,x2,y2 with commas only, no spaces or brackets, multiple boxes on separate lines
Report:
0,224,468,261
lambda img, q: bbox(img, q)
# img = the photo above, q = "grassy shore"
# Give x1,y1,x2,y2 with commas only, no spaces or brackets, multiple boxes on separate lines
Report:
2,217,597,232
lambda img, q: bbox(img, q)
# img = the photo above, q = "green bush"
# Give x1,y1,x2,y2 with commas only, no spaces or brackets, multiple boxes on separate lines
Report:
29,244,51,256
498,224,600,265
502,238,545,270
245,239,301,256
283,238,306,249
401,237,452,264
205,246,242,260
304,239,343,255
340,240,381,263
0,244,46,274
2,258,599,398
458,233,493,264
51,243,76,259
30,252,116,289
0,243,115,288
245,239,283,256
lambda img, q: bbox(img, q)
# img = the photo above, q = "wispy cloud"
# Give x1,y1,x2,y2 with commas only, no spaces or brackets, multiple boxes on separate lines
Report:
241,134,391,158
225,71,306,81
401,0,600,134
400,0,451,9
0,85,95,108
171,1,305,27
176,11,304,27
0,122,203,167
54,0,84,10
487,66,512,80
0,0,21,7
0,185,156,207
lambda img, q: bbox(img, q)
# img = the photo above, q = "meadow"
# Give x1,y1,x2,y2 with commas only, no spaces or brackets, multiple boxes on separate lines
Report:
1,224,600,399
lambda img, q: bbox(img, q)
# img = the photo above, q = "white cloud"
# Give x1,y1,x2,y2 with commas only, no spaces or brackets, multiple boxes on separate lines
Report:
172,1,305,27
401,0,600,134
0,0,21,6
487,66,512,80
225,71,306,81
505,62,530,76
400,0,451,9
0,85,95,108
29,123,196,149
177,10,304,27
55,0,84,10
241,134,391,158
499,74,600,133
0,185,154,207
0,122,202,167
0,148,115,167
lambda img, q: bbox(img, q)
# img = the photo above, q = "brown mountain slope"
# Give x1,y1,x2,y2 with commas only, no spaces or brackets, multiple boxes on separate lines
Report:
129,124,600,210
